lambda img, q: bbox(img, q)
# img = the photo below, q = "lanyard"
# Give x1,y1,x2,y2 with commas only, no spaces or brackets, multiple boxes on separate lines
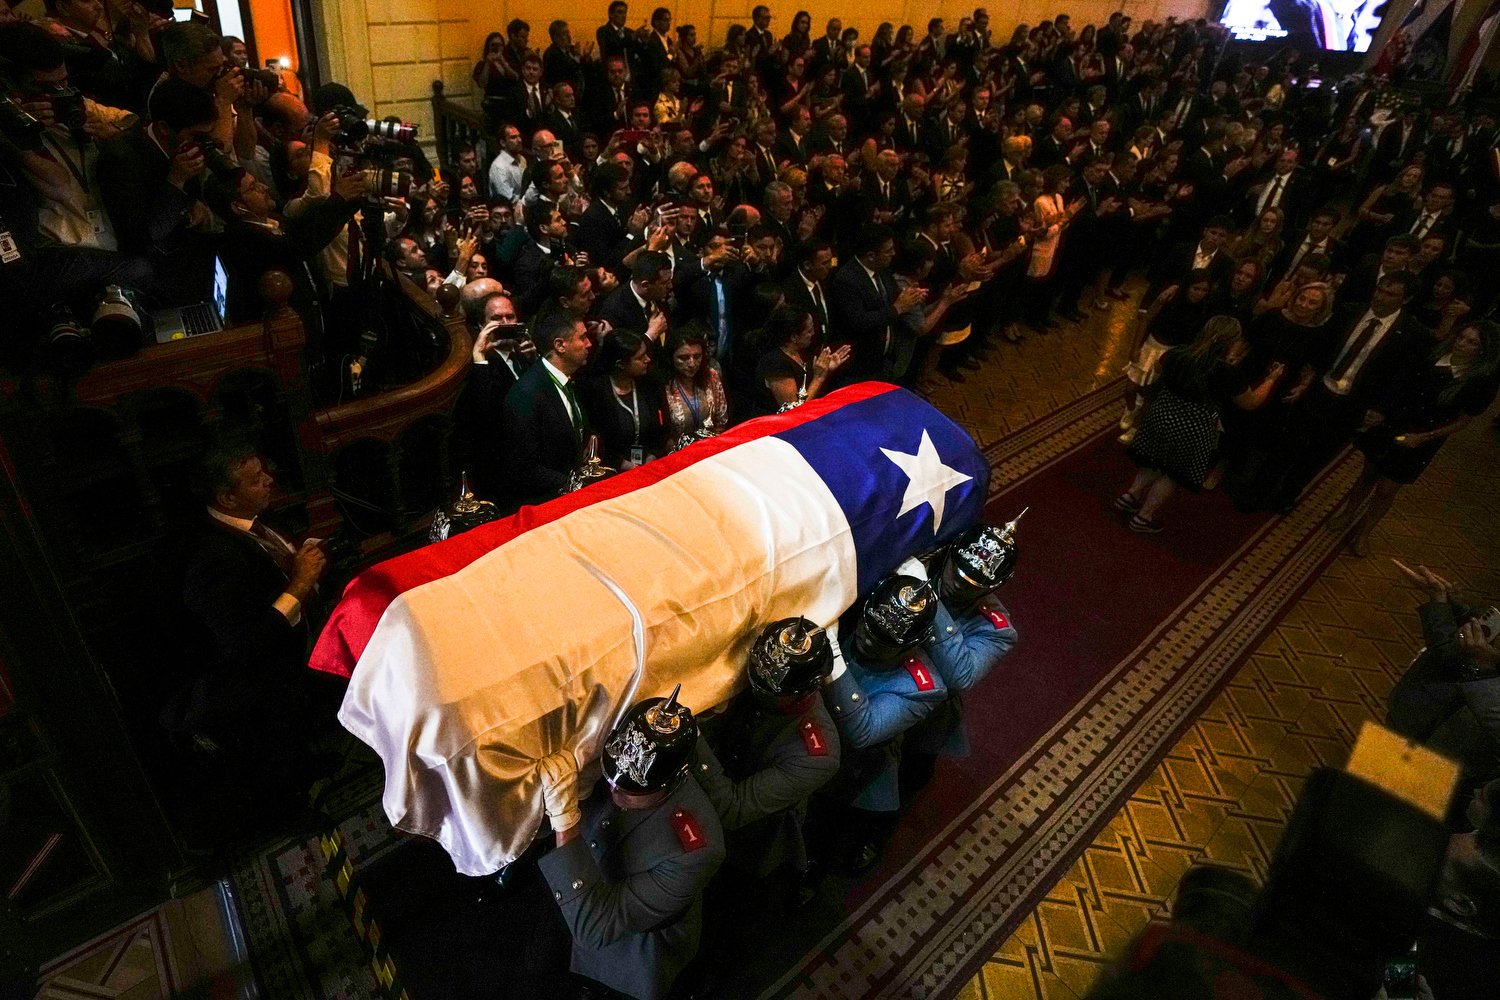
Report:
673,380,702,428
43,132,89,191
614,383,641,442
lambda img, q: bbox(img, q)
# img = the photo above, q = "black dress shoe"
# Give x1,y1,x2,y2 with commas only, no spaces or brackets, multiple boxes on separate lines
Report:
1058,308,1087,323
939,367,967,383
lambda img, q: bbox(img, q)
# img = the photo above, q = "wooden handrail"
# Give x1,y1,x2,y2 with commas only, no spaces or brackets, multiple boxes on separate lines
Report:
431,80,486,173
312,269,471,450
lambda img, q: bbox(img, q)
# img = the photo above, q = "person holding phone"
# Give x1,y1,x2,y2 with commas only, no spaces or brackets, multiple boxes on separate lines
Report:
1387,561,1500,797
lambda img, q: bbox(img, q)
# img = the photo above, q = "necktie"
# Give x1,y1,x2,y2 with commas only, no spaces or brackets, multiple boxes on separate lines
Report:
249,519,293,575
528,87,541,117
562,380,584,438
1412,213,1433,237
615,87,626,118
1289,239,1312,274
1329,317,1384,383
1260,175,1284,215
810,282,827,332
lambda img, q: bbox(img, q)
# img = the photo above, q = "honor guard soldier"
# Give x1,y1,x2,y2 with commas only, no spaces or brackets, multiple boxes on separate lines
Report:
905,512,1024,792
694,617,841,902
538,686,725,1000
819,566,948,870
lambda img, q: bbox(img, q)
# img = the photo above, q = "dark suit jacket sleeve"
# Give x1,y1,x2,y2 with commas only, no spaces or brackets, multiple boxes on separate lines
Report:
830,270,895,343
97,135,196,254
502,376,572,500
182,534,304,671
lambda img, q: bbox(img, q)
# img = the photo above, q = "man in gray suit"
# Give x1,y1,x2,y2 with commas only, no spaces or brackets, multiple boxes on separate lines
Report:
538,689,725,1000
1387,562,1500,791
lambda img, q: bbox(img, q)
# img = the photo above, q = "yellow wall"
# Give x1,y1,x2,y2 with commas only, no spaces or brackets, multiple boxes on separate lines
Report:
317,0,1212,144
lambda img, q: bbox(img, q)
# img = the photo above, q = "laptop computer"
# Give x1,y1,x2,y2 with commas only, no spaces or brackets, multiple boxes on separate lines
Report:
152,256,228,343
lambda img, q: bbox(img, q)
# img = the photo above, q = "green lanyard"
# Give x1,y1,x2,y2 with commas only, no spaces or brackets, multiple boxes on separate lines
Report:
546,368,584,441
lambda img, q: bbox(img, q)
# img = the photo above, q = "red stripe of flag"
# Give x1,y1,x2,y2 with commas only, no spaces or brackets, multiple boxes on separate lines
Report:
309,381,901,677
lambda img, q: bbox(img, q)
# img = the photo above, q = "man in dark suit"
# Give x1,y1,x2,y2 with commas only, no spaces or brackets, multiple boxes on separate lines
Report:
1271,209,1347,284
675,229,758,379
1368,111,1427,184
860,150,911,227
595,0,634,61
841,46,877,136
543,82,584,155
203,167,362,324
828,224,927,383
893,94,928,154
176,442,328,809
781,241,835,342
96,78,218,307
776,106,814,166
1336,235,1418,310
809,19,843,71
459,282,533,495
1271,272,1427,510
501,311,593,506
1239,148,1309,229
542,19,585,92
597,250,673,342
576,163,635,272
587,54,636,137
635,7,676,102
511,205,580,314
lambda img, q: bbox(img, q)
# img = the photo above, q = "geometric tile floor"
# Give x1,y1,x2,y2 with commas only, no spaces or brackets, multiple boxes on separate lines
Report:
948,306,1500,999
34,292,1500,1000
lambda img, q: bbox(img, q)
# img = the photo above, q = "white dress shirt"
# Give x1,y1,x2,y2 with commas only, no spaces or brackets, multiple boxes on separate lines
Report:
207,506,302,624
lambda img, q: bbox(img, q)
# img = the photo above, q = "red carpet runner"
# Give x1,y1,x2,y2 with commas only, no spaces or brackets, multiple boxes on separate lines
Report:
758,380,1359,999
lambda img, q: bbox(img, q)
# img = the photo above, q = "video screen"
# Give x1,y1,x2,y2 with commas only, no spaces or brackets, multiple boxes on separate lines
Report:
1218,0,1390,52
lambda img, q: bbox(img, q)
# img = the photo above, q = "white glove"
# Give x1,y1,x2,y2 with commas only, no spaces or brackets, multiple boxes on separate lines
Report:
538,750,582,832
824,622,848,683
896,555,928,581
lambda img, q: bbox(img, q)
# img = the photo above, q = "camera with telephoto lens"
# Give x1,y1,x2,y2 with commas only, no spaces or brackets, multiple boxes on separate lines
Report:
358,164,412,199
43,301,93,376
332,105,418,145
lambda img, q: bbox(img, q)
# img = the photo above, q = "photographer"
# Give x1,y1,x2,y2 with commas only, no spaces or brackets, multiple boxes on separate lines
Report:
96,76,221,307
39,0,160,112
1388,562,1500,796
202,163,365,323
156,20,259,163
0,21,150,306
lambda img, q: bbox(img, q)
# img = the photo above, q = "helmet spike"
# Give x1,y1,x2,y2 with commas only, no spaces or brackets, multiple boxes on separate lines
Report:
661,683,682,714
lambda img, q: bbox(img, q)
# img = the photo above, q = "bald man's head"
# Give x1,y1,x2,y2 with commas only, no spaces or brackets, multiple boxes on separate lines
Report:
460,277,506,327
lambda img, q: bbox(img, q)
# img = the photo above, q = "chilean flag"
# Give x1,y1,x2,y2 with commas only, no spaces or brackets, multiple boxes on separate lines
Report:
312,383,988,874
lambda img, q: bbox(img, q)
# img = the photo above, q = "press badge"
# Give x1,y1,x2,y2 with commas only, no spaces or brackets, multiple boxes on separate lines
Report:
86,209,105,237
629,445,645,466
0,230,20,264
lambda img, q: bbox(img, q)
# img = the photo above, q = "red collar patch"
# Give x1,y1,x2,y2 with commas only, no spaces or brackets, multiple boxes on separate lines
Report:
671,809,707,852
980,608,1010,630
903,655,936,692
799,720,830,756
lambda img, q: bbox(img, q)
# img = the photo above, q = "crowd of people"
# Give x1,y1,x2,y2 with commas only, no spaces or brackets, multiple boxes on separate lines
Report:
7,1,1500,997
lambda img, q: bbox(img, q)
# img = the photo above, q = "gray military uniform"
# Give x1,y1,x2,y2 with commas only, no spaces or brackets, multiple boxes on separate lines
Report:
694,694,842,874
539,776,726,1000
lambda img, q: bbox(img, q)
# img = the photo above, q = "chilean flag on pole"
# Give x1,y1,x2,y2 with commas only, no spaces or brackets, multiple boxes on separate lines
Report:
311,383,988,874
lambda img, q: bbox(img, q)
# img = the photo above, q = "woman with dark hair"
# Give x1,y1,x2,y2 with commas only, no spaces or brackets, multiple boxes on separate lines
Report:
1121,269,1217,439
1412,270,1473,341
662,327,730,447
1022,163,1079,331
578,331,667,470
752,306,851,416
1226,281,1335,509
783,11,813,60
871,22,896,68
1332,323,1500,555
1208,259,1268,327
471,32,511,97
1116,317,1285,532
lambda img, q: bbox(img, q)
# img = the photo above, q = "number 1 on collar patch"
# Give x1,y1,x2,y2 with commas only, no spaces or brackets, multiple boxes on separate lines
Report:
981,608,1010,630
903,655,936,691
800,720,830,756
671,809,707,852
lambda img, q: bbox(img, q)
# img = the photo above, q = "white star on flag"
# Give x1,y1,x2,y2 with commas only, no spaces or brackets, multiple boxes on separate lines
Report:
880,429,973,533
